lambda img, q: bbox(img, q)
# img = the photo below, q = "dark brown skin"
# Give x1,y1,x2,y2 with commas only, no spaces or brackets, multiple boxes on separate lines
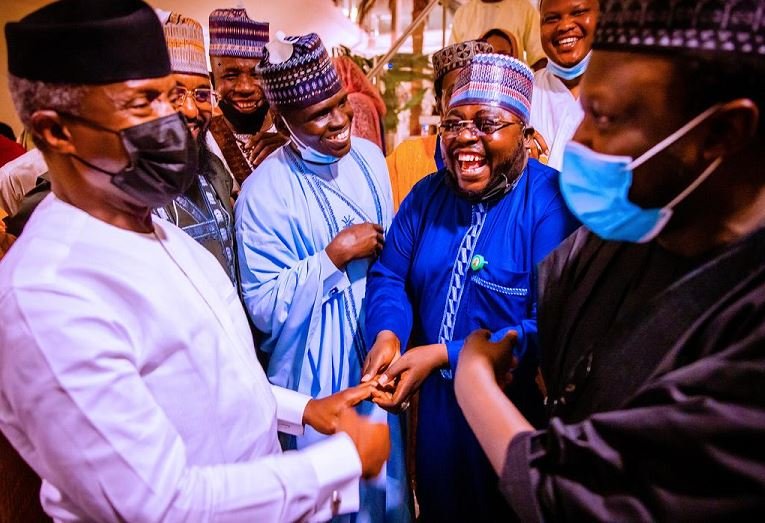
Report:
27,74,390,479
211,55,286,167
441,104,531,196
29,76,178,233
363,103,532,412
539,0,599,96
171,72,213,140
277,89,384,269
277,89,355,159
455,49,765,475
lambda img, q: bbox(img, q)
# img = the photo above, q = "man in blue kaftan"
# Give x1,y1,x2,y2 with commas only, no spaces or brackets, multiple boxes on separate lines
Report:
235,32,409,522
364,54,579,522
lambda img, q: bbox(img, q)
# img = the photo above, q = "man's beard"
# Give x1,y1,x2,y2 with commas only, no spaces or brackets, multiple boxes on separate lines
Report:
218,99,270,135
449,140,527,203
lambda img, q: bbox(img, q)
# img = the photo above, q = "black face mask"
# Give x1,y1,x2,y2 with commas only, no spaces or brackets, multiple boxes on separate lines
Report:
217,98,270,135
65,112,198,208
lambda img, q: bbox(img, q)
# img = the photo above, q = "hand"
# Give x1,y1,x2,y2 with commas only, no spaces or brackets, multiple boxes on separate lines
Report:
325,222,384,269
302,382,376,435
527,129,550,164
458,329,518,388
371,344,447,413
337,408,390,479
245,130,288,168
361,331,401,383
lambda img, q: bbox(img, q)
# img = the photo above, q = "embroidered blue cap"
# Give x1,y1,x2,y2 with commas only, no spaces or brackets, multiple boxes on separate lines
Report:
449,53,534,124
257,32,343,110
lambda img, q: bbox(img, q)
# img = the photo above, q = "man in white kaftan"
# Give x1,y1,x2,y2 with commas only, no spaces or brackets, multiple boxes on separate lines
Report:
0,2,388,521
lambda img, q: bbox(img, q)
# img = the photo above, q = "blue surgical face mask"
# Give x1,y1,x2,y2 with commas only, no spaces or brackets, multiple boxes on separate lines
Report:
546,51,592,81
282,117,340,165
560,105,722,243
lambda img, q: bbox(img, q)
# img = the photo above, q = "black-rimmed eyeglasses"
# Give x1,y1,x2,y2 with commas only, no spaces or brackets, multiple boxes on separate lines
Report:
439,118,523,136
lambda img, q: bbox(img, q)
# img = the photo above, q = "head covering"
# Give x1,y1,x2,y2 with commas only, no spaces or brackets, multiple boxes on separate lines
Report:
208,8,269,59
595,0,765,58
432,40,495,82
257,32,343,110
161,12,208,76
449,53,534,124
5,0,170,84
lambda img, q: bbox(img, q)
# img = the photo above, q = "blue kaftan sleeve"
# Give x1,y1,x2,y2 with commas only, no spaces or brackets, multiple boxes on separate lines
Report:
445,179,579,375
364,180,425,348
235,160,351,350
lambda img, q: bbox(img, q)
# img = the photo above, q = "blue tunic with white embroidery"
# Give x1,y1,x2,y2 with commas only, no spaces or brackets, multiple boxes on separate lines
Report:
365,159,579,522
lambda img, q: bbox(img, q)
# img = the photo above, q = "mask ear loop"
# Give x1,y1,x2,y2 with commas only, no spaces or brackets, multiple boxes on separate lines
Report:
629,104,721,170
665,156,723,210
280,116,304,150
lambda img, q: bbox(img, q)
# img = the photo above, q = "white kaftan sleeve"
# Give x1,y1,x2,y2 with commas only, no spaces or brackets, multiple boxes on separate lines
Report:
0,288,360,522
270,384,310,436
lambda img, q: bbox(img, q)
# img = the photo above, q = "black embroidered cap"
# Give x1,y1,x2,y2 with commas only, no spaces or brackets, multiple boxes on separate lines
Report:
6,0,171,84
595,0,765,57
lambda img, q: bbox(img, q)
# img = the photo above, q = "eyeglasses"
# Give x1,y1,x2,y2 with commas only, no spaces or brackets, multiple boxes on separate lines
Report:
439,118,523,136
168,86,217,108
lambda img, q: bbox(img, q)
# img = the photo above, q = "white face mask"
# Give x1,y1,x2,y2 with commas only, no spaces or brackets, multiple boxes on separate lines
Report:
281,117,340,165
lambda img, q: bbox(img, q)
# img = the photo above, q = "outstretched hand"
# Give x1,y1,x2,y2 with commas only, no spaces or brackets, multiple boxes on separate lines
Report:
302,382,377,435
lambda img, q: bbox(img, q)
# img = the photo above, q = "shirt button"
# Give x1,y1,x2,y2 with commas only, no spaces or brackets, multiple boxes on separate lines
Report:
329,287,339,295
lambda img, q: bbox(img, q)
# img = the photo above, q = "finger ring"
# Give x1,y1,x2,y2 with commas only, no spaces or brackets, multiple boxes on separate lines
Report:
400,400,411,411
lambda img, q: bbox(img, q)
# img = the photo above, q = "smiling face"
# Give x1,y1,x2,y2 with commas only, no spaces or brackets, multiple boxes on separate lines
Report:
442,104,530,196
170,72,213,140
210,56,265,114
280,89,354,158
540,0,599,68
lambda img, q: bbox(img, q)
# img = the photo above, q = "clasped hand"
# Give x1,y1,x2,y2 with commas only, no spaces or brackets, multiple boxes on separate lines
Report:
361,329,520,413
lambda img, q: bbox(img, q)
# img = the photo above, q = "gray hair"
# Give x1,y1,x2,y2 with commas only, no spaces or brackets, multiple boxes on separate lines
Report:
8,74,88,129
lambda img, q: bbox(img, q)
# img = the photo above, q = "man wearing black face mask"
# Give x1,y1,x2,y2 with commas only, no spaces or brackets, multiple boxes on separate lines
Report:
363,54,578,522
2,12,240,286
0,1,394,521
207,8,287,190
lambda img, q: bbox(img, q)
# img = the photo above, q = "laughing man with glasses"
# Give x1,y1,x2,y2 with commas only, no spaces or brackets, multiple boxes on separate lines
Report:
363,53,580,522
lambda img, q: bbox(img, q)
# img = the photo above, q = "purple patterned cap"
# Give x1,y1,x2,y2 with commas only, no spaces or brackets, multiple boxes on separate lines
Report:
208,8,269,59
449,54,534,124
257,32,343,110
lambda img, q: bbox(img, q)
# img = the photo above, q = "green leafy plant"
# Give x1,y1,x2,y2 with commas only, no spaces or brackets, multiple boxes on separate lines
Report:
335,46,433,133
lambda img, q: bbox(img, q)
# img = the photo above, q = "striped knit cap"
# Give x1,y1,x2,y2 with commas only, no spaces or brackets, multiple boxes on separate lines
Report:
449,53,533,124
432,40,494,82
208,8,269,59
257,32,343,110
162,13,208,76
